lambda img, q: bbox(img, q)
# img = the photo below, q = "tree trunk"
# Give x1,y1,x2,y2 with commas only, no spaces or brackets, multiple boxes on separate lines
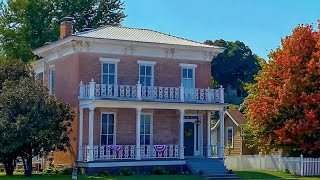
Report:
22,155,32,177
3,157,14,176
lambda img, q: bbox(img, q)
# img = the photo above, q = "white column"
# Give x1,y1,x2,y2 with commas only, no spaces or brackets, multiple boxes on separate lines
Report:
88,106,94,161
135,108,142,160
89,79,96,99
219,110,225,158
207,112,212,158
180,83,184,102
179,109,185,159
78,108,84,161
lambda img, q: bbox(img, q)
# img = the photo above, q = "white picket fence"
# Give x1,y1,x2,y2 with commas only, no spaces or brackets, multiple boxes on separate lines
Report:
225,154,320,176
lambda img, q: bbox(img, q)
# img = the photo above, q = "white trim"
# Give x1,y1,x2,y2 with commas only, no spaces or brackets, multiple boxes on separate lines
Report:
226,126,234,148
211,119,220,130
225,111,239,127
140,113,153,145
101,62,118,85
99,58,120,63
49,68,55,95
139,63,154,86
49,64,55,68
100,112,117,146
137,60,156,65
179,63,197,68
78,160,186,168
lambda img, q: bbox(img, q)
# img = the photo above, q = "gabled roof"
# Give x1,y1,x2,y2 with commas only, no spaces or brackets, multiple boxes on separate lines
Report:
211,110,247,130
74,26,223,49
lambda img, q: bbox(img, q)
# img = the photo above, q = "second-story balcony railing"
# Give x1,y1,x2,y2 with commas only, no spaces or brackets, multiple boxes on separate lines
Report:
79,79,224,104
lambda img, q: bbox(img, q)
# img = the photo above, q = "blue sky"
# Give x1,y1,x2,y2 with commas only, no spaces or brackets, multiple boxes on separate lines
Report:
123,0,320,59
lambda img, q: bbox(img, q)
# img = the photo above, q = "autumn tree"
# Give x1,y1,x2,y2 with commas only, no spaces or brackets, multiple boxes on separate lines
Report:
0,0,126,62
245,23,320,156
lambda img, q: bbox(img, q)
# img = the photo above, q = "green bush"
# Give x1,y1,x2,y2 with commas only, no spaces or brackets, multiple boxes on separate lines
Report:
153,166,166,175
0,168,5,173
61,167,73,175
118,167,134,176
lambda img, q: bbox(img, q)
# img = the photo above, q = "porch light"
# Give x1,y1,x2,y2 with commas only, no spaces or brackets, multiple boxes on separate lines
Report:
195,119,201,126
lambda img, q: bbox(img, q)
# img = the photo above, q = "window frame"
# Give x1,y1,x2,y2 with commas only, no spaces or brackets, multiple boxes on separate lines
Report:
137,60,156,87
226,126,234,148
179,63,197,88
140,113,153,146
49,68,55,95
100,58,120,85
100,112,117,146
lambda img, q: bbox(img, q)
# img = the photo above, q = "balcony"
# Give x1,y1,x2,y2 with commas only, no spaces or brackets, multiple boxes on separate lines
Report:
79,79,224,104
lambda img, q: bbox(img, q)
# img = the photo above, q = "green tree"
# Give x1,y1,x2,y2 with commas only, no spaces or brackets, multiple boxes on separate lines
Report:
205,39,263,90
0,0,126,62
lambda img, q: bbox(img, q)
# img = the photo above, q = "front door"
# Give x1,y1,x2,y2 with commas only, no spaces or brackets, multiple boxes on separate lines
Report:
184,122,195,156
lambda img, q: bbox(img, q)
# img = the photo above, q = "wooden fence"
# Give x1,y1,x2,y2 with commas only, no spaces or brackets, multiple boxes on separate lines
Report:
224,154,320,176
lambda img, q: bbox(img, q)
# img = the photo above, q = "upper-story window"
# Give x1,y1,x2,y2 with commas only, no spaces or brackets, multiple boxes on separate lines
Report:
137,60,156,87
49,68,55,94
100,58,120,85
180,63,197,89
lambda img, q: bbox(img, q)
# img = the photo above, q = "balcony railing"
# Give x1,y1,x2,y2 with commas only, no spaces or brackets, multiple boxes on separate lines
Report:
79,79,224,103
83,144,179,161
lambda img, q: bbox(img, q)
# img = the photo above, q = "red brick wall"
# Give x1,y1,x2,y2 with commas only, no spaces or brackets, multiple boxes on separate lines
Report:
78,52,211,88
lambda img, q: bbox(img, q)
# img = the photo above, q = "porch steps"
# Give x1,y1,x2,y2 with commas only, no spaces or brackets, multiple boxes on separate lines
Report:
186,158,240,179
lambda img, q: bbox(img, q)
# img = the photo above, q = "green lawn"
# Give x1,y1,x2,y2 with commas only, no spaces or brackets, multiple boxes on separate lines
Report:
0,174,202,180
235,171,320,179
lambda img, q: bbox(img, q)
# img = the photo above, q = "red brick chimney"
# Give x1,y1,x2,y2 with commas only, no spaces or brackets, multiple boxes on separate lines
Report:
60,17,74,39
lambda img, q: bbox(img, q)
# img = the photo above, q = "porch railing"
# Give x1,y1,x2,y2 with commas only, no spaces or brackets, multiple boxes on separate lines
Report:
79,79,224,104
83,144,179,161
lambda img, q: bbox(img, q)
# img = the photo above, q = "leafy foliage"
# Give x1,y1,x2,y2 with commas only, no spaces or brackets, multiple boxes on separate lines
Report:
205,39,263,90
0,0,126,62
245,23,320,156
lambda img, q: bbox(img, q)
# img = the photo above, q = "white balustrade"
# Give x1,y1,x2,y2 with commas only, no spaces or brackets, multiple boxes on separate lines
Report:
79,80,223,104
141,145,179,159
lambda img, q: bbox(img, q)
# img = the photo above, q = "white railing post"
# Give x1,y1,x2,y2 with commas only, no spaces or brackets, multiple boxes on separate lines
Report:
137,81,142,100
180,83,184,102
89,79,96,99
79,81,84,99
207,87,212,102
219,85,224,103
300,154,304,176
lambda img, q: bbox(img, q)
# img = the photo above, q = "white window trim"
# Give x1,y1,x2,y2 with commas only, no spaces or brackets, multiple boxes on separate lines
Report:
138,63,155,87
99,58,120,63
100,112,117,146
137,60,156,65
140,113,153,146
180,66,196,88
226,126,234,148
179,63,197,68
49,68,55,95
101,62,118,85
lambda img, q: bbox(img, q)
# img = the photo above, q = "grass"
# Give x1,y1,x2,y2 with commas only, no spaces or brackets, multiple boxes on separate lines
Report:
0,173,203,180
235,170,320,179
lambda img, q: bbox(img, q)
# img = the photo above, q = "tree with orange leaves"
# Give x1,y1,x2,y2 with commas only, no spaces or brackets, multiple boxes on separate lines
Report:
245,22,320,156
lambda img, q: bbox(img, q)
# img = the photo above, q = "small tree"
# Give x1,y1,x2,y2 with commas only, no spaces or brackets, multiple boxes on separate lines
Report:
0,77,74,176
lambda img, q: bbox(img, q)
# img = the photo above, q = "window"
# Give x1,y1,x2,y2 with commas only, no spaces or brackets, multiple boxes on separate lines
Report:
102,63,116,85
226,127,234,148
49,68,55,94
139,65,153,86
180,64,197,89
140,114,152,145
101,113,116,145
100,58,119,85
138,60,156,87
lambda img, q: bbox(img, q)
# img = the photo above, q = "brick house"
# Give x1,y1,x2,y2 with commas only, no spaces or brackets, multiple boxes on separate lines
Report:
31,19,229,173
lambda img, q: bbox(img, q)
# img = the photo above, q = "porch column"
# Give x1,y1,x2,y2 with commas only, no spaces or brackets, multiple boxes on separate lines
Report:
219,110,225,158
207,112,212,158
135,108,142,160
78,107,84,161
88,106,94,161
179,109,185,159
